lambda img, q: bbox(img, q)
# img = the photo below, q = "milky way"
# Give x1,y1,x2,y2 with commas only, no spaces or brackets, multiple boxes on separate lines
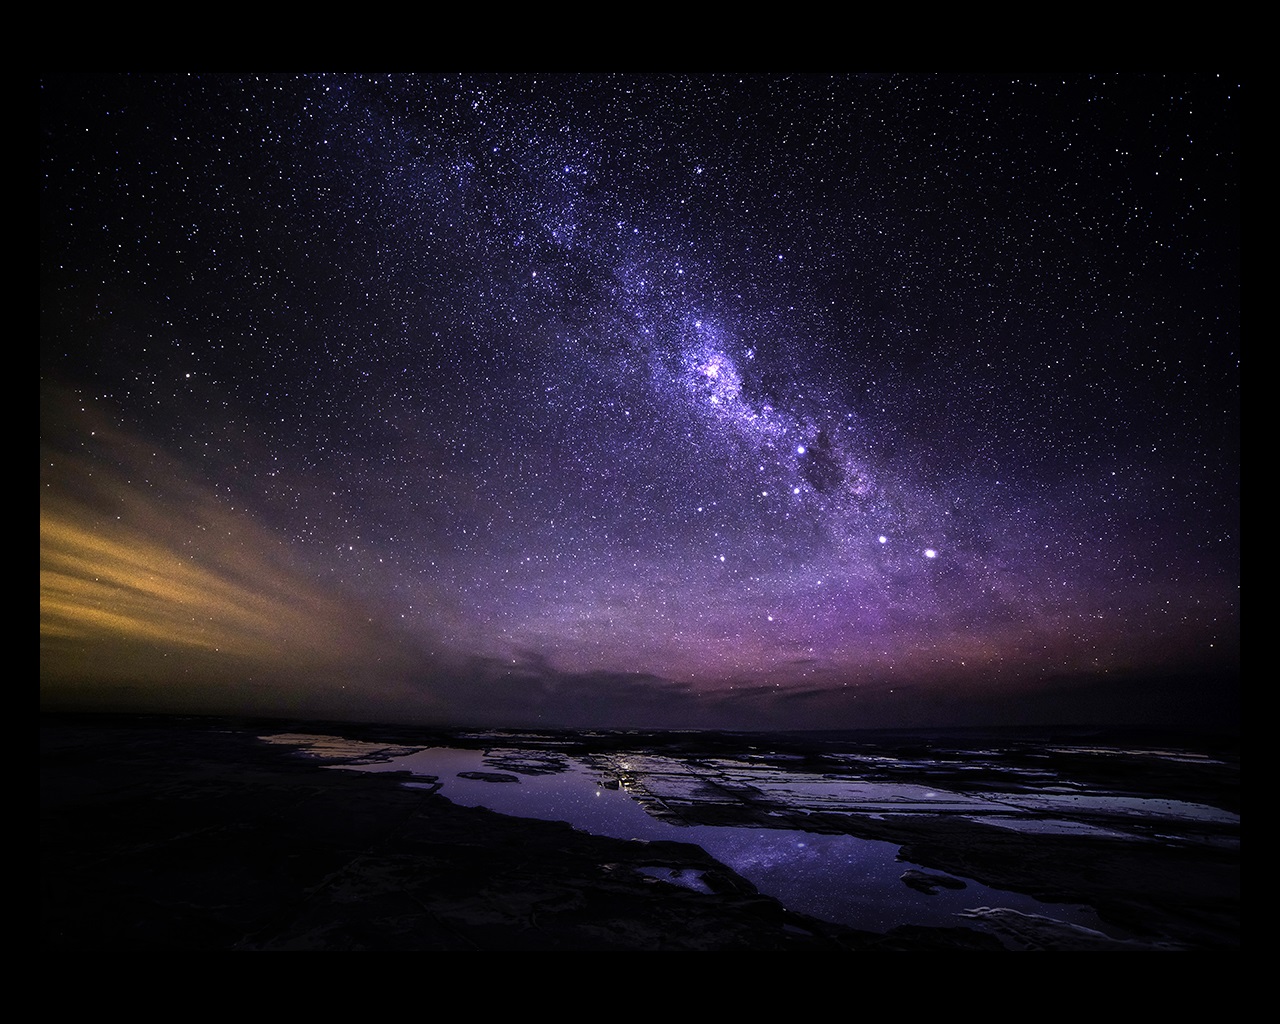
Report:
40,74,1240,729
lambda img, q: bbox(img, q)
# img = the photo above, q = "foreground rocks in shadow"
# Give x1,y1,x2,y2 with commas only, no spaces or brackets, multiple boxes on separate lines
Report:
41,715,1004,950
41,714,1238,951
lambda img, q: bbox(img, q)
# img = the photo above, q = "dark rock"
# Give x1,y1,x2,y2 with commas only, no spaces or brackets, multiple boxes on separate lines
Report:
900,868,967,894
41,713,1239,951
39,715,871,950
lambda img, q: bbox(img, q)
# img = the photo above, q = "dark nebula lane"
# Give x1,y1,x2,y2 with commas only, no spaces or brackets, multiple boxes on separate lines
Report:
40,73,1240,730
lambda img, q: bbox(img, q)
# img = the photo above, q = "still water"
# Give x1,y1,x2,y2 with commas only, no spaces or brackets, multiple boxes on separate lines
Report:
334,743,1127,941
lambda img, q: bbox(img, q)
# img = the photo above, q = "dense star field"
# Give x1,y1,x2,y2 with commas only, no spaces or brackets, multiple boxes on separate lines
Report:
39,74,1240,730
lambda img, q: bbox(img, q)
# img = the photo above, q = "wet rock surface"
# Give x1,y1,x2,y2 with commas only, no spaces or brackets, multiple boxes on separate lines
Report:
901,869,967,895
456,771,521,783
41,714,1238,951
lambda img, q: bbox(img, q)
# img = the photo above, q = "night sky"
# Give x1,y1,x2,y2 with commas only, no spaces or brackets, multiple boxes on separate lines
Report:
40,74,1240,731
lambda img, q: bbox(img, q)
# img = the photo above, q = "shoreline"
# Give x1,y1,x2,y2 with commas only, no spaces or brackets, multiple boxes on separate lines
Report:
41,713,1239,951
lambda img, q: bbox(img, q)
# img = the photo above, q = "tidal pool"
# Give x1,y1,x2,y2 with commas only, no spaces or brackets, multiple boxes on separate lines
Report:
309,741,1139,944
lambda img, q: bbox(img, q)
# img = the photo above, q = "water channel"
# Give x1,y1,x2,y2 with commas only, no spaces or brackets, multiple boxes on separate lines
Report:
320,742,1131,942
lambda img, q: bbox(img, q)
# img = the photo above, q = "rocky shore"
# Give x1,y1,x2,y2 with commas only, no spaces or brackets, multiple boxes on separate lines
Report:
41,714,1238,951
